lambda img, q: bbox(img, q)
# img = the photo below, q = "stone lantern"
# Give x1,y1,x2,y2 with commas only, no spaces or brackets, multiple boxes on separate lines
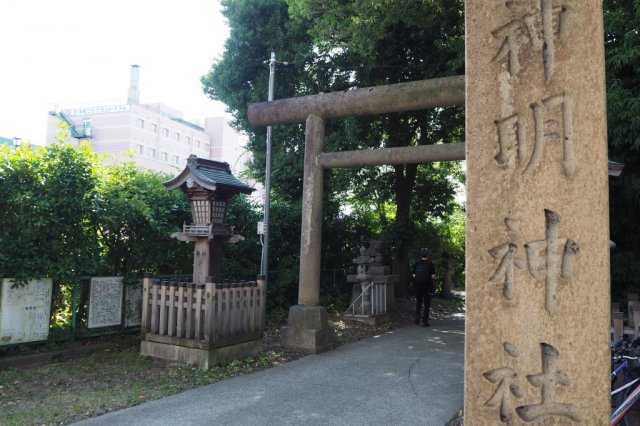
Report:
164,155,254,284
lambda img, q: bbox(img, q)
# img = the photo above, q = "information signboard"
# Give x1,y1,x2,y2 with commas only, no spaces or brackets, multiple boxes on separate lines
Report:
0,278,53,346
88,276,123,328
124,281,143,327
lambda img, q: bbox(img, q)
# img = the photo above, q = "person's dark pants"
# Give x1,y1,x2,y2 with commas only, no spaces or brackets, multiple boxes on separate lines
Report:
415,287,432,324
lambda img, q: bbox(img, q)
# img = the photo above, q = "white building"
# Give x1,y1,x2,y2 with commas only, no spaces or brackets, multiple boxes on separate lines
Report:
46,65,247,175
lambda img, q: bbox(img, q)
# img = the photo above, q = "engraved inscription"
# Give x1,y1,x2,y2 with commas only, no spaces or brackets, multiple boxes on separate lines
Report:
492,0,568,82
484,343,523,422
524,209,579,315
488,210,579,315
494,114,527,171
516,343,583,422
561,239,580,279
494,93,574,177
504,341,521,357
492,6,532,78
524,94,574,177
489,243,524,300
484,342,582,423
541,0,569,82
488,217,525,300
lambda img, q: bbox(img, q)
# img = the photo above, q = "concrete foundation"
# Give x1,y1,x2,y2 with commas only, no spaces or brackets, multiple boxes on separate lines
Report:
345,313,390,326
140,338,263,370
281,305,335,354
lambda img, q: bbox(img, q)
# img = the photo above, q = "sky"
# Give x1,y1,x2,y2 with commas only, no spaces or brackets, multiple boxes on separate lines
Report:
0,0,233,145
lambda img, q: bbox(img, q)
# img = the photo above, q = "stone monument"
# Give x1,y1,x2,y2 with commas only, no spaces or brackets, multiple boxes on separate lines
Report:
345,241,398,324
465,1,609,423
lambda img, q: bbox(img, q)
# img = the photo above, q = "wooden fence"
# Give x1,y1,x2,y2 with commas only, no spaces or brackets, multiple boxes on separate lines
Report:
141,275,265,350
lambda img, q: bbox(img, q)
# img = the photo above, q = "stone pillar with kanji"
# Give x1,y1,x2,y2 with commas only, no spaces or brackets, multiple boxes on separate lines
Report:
465,1,610,423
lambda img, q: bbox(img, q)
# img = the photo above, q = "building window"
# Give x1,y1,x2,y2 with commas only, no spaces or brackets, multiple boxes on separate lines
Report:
137,118,144,129
174,132,180,141
204,143,210,152
82,118,92,137
186,136,191,145
149,148,156,158
161,152,168,162
163,128,169,137
136,144,144,155
151,123,158,133
173,155,179,165
196,139,201,149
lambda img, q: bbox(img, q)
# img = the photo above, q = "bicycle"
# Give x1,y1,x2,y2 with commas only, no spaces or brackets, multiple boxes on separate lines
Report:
611,351,640,425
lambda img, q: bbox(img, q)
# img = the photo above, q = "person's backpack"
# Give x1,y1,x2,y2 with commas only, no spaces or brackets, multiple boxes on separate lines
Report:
414,261,430,286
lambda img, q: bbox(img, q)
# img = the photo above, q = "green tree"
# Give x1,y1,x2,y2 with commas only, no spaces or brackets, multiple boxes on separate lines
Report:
0,142,100,286
294,0,465,297
94,161,192,276
201,0,353,309
604,0,640,295
0,132,267,330
220,195,263,280
204,0,466,299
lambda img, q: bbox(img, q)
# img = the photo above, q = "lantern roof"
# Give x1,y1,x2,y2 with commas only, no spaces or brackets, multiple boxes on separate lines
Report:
164,155,255,195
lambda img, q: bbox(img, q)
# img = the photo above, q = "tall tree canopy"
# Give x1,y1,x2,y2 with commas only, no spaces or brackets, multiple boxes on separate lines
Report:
202,0,466,299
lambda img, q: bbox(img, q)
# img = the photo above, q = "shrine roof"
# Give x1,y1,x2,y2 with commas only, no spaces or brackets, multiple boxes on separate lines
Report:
164,155,254,194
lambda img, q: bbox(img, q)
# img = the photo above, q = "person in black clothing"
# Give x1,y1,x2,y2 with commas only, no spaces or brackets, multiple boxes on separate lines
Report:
412,247,436,327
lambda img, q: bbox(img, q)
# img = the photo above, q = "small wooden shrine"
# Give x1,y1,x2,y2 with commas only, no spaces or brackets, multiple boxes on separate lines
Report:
164,155,254,285
140,155,264,369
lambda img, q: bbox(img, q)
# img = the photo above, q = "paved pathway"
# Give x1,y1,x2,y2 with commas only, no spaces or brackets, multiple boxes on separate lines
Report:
76,315,465,426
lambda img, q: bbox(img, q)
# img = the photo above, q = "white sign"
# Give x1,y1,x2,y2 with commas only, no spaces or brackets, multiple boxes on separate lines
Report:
67,104,130,116
0,278,53,346
88,276,123,328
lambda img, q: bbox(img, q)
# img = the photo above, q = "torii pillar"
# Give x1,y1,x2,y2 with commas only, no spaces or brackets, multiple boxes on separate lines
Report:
280,114,335,353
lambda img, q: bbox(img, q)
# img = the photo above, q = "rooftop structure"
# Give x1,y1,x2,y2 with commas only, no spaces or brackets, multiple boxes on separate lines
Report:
45,66,246,175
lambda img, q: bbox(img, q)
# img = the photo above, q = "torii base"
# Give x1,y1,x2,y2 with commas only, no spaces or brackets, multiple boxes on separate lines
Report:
281,305,335,354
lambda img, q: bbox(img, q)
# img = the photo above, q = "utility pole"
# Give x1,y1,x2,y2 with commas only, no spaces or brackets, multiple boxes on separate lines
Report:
260,52,276,279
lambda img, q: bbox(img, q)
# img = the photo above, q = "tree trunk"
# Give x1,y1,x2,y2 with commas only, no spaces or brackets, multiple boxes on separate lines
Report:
393,162,417,298
441,251,455,298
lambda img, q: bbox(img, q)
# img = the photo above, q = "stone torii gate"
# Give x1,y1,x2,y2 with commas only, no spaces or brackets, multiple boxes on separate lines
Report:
248,75,465,354
248,2,610,422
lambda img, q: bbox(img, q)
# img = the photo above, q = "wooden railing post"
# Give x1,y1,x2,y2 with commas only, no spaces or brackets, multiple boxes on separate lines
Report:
141,273,153,336
167,283,176,337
